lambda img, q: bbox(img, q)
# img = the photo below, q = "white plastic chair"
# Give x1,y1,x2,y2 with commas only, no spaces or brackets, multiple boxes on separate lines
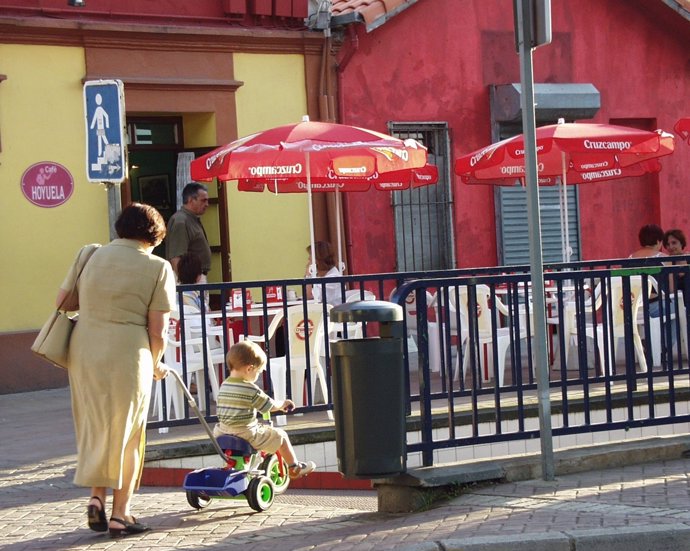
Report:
546,285,589,369
332,289,376,338
575,276,650,375
345,289,376,303
153,315,221,425
267,304,333,421
636,277,686,367
451,284,528,386
182,307,229,382
403,289,441,372
239,309,285,348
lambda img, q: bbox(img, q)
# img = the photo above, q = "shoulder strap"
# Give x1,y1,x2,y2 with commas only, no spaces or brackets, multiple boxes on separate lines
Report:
57,245,100,311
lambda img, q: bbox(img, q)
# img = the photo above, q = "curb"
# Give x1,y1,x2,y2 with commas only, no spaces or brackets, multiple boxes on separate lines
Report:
374,434,690,513
140,466,374,490
399,524,690,551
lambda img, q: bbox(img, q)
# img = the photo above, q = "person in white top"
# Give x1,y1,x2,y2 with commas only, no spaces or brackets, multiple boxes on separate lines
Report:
663,229,687,257
628,224,676,345
304,241,343,306
628,224,667,260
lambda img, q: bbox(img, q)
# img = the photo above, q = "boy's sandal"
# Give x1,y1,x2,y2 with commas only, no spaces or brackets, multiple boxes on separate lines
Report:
87,496,107,532
288,460,316,479
108,516,151,538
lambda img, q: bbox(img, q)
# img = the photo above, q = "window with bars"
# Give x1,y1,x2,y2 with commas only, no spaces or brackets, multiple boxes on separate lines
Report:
494,122,581,265
388,122,454,272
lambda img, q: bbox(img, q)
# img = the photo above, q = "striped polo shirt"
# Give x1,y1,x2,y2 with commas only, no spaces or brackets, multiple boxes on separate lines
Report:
216,377,278,428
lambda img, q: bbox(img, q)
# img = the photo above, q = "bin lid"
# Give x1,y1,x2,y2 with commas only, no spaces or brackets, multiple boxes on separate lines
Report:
330,300,403,323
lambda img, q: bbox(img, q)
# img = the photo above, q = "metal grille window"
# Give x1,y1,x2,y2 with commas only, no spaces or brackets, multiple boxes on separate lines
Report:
494,122,581,265
497,185,580,265
389,122,454,271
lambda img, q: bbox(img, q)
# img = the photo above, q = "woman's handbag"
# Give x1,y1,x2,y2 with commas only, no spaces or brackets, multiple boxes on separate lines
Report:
31,245,99,369
31,310,79,369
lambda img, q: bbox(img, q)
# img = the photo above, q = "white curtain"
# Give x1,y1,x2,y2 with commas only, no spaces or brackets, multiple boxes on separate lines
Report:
175,152,196,208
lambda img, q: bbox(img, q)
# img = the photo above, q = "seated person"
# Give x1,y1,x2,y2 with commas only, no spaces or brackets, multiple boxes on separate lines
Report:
176,252,209,312
304,241,342,306
213,340,316,479
663,228,687,257
628,224,666,261
630,224,676,344
664,228,688,291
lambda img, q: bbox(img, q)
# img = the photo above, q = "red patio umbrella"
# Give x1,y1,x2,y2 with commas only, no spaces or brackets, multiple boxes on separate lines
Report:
455,122,674,180
237,163,438,193
675,118,690,145
455,121,675,262
191,117,429,274
236,164,439,270
460,157,663,187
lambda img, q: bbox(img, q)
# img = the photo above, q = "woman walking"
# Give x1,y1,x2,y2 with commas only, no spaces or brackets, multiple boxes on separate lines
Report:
56,203,176,537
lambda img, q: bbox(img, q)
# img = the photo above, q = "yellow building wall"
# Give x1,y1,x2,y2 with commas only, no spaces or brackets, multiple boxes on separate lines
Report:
229,53,310,282
0,45,110,331
1,49,311,331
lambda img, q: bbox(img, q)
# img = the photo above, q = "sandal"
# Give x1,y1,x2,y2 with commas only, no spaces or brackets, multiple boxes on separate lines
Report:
109,516,151,538
288,460,316,479
87,496,107,532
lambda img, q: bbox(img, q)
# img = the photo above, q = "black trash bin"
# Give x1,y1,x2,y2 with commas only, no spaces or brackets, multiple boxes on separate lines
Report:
330,300,406,479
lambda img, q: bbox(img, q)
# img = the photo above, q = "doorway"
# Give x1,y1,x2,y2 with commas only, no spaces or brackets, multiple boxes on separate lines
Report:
125,116,229,281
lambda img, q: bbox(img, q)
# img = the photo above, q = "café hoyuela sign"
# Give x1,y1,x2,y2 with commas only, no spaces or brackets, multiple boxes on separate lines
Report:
21,162,74,207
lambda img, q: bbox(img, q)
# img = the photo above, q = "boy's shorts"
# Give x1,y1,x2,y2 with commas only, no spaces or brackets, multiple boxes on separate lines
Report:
214,422,287,454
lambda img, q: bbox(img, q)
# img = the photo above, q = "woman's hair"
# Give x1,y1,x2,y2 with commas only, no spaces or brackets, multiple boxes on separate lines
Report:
115,203,166,246
177,252,203,284
638,224,664,247
226,340,266,372
308,241,335,272
663,228,687,250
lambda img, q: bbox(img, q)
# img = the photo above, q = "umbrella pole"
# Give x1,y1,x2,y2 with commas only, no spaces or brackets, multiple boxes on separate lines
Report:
561,152,571,262
335,188,344,273
559,164,567,262
306,151,317,277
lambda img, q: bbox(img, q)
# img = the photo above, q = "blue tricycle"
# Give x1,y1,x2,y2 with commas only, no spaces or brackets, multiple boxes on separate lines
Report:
167,369,290,513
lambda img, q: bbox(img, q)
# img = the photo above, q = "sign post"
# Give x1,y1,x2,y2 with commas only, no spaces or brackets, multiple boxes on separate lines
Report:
83,79,126,183
83,79,126,238
513,0,554,481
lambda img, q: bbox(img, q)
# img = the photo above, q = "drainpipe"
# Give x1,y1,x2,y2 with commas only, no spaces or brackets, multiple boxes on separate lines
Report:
336,24,359,273
318,28,334,122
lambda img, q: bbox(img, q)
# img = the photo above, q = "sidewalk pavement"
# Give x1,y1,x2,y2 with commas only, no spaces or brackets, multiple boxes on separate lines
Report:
3,387,690,551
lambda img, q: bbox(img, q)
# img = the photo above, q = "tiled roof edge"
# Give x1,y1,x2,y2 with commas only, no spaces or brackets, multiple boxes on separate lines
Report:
331,11,364,27
661,0,690,20
364,0,420,32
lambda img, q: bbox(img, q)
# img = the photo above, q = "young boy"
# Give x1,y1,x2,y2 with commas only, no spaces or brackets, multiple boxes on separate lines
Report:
213,340,316,479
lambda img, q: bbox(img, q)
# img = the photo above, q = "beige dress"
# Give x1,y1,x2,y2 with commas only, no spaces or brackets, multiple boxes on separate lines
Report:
61,239,175,488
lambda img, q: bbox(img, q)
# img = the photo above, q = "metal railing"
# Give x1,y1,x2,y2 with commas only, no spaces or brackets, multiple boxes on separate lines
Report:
149,256,690,468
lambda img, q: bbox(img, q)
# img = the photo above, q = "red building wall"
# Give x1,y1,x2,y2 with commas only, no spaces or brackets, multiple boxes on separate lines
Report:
0,0,308,26
337,0,690,272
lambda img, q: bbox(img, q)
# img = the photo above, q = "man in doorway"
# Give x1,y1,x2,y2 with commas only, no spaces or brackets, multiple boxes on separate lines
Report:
166,182,212,281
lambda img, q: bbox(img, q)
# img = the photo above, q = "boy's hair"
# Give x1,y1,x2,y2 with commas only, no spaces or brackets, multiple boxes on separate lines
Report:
177,252,202,284
226,340,267,373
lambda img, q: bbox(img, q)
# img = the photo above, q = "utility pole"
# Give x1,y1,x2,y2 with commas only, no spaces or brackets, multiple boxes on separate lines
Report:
513,0,555,481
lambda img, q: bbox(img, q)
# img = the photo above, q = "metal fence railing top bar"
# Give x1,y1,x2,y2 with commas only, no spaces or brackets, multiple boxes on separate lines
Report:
150,257,690,470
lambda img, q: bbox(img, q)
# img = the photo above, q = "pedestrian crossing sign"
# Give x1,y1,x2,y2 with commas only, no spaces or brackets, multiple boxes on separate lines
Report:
83,79,126,184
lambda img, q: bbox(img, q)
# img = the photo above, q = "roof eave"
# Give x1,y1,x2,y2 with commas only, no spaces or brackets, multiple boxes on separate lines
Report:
330,12,364,28
661,0,690,20
326,0,419,33
365,0,419,32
